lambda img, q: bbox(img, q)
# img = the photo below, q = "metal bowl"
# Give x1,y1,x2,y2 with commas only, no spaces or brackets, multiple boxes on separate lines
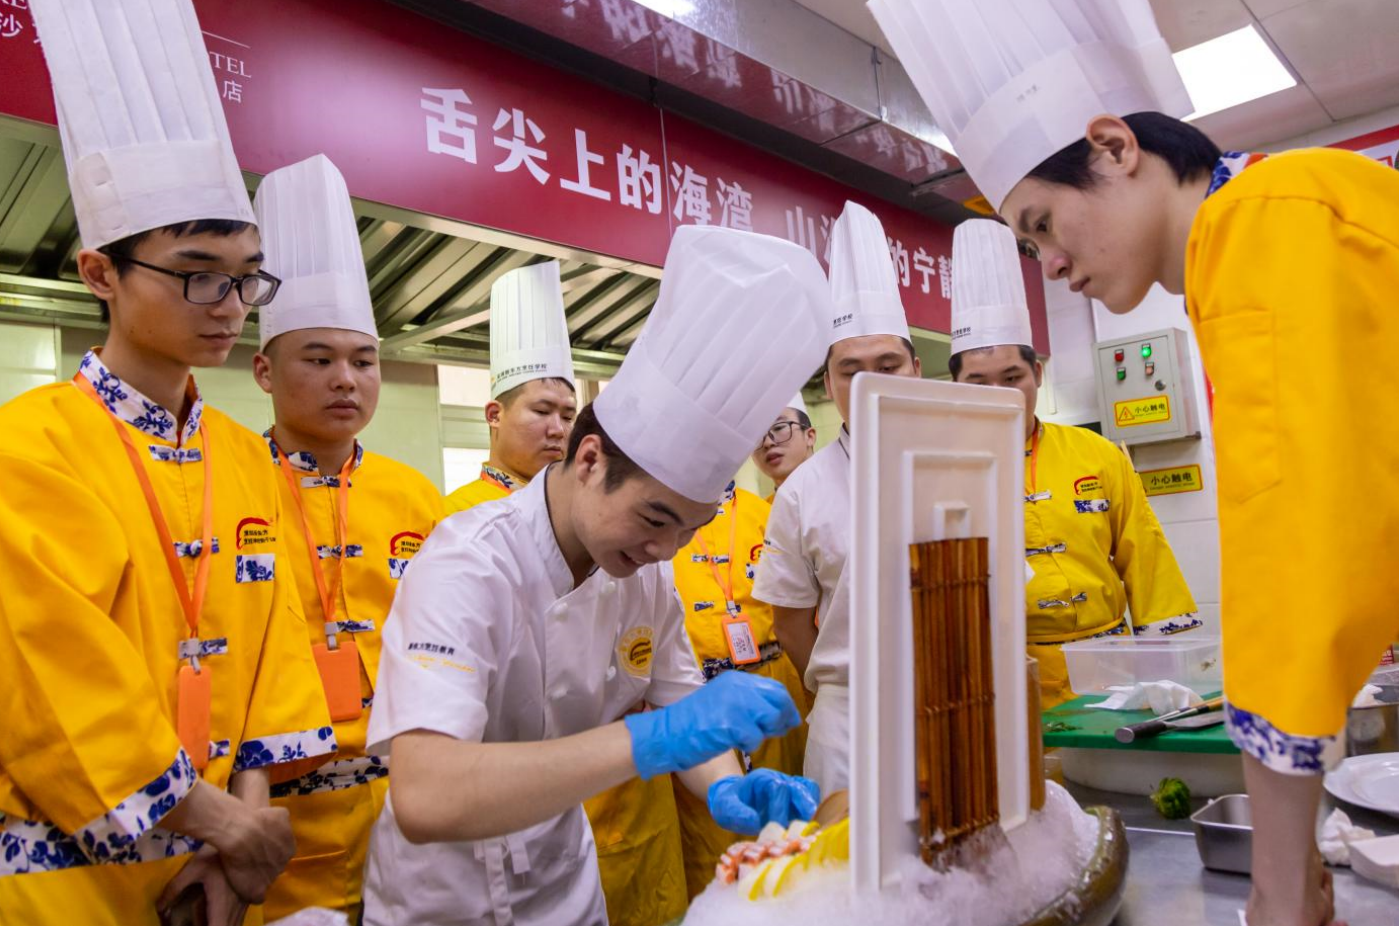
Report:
1191,793,1252,874
1024,805,1130,926
1348,703,1399,757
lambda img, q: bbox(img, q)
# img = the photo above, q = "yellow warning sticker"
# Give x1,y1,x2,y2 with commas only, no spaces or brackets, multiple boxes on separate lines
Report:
1114,396,1171,427
1139,464,1204,497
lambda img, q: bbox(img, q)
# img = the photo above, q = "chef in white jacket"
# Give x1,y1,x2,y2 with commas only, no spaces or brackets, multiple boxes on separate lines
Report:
363,225,829,926
753,200,922,796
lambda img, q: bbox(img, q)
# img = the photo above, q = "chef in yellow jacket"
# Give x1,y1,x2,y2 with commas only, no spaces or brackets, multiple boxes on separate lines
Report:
946,219,1198,708
0,3,336,923
444,263,577,513
445,261,687,926
670,480,809,898
751,393,816,503
875,0,1399,921
249,154,447,921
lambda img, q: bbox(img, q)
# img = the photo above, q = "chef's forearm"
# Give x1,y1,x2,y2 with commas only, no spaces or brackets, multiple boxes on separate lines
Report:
677,751,744,802
389,724,637,843
229,768,270,809
772,605,817,684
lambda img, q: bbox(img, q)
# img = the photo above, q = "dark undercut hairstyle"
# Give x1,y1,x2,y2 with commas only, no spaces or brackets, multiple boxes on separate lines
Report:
822,335,917,375
949,344,1038,381
94,219,255,324
1025,112,1222,191
791,408,813,430
496,376,576,409
564,403,642,492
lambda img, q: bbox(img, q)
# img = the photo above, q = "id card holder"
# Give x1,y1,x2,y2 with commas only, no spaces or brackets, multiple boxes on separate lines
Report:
722,613,761,666
313,640,363,722
177,664,212,771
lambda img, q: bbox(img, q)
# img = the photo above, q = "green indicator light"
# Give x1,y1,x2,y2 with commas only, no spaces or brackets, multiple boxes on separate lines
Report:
1141,343,1153,359
1116,367,1127,382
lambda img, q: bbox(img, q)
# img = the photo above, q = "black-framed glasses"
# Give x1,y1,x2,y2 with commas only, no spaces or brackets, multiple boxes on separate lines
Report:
115,256,282,307
761,420,802,447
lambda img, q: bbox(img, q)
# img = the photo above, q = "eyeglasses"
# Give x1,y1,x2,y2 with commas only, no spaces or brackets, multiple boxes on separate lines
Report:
761,420,802,447
115,257,282,307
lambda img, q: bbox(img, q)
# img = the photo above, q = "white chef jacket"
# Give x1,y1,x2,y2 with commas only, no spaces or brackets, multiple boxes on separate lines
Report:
363,470,704,926
751,430,852,794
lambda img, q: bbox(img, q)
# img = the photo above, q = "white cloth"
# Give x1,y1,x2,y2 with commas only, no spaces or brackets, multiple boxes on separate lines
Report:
951,219,1033,354
787,392,808,418
31,0,255,249
595,226,829,504
489,262,575,399
363,472,704,926
868,0,1194,210
1087,681,1203,714
1353,684,1384,709
255,154,377,349
753,430,852,696
827,201,910,343
1319,809,1376,867
804,684,850,797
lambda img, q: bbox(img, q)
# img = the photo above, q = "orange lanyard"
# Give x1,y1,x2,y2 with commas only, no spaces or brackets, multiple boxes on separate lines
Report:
75,375,213,655
1024,423,1042,497
693,493,740,614
273,432,354,644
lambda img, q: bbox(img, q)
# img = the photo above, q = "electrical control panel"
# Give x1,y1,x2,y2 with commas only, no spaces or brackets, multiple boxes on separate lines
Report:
1093,327,1201,446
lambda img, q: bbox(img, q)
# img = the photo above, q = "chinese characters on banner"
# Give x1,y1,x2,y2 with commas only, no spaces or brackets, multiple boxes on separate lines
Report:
0,0,1048,346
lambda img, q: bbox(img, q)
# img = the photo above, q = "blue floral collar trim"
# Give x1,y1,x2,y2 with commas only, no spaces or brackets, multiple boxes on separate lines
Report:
1206,151,1268,198
263,429,365,474
481,463,524,492
76,349,202,446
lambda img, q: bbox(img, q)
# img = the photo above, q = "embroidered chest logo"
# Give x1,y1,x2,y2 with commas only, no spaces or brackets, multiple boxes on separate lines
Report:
388,531,426,580
618,627,654,677
1073,476,1103,497
236,517,275,549
390,531,425,558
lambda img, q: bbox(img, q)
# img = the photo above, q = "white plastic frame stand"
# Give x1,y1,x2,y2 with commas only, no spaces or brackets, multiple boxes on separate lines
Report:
849,373,1028,894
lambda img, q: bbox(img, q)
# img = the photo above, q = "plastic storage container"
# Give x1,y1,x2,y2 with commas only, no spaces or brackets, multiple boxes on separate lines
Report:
1062,635,1222,695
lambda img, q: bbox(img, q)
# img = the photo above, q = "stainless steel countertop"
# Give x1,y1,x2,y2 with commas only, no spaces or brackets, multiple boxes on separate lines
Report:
1064,781,1399,925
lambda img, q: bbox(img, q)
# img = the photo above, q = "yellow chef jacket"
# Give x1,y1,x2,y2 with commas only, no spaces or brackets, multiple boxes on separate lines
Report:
445,464,518,513
670,484,809,899
0,351,336,925
450,463,687,926
1024,421,1198,707
262,435,446,920
1186,147,1399,774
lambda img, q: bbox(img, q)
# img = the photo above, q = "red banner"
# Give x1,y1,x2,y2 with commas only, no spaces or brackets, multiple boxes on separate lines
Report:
0,0,1048,351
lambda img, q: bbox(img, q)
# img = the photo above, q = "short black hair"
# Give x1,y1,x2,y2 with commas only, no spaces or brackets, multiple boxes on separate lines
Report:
496,376,576,409
822,336,917,375
790,408,813,430
1025,112,1222,191
949,344,1038,381
94,219,255,323
564,403,641,492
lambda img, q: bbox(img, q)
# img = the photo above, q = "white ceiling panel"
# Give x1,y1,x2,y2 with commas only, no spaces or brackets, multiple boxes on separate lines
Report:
1259,0,1399,120
1191,83,1333,150
1147,0,1254,50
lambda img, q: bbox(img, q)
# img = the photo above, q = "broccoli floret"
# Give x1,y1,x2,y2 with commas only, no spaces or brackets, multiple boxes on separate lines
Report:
1150,777,1192,820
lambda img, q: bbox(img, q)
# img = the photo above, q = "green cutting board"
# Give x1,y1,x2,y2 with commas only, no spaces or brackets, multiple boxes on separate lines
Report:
1041,692,1239,754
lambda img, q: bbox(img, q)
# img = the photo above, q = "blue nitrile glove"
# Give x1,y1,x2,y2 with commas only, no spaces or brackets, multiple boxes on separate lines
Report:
707,769,821,835
624,671,801,779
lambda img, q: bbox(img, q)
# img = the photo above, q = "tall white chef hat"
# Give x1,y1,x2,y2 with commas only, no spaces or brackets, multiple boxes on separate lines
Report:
254,154,376,350
786,392,808,419
827,201,911,344
31,0,256,250
868,0,1193,211
594,226,829,503
489,262,575,400
951,219,1033,355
